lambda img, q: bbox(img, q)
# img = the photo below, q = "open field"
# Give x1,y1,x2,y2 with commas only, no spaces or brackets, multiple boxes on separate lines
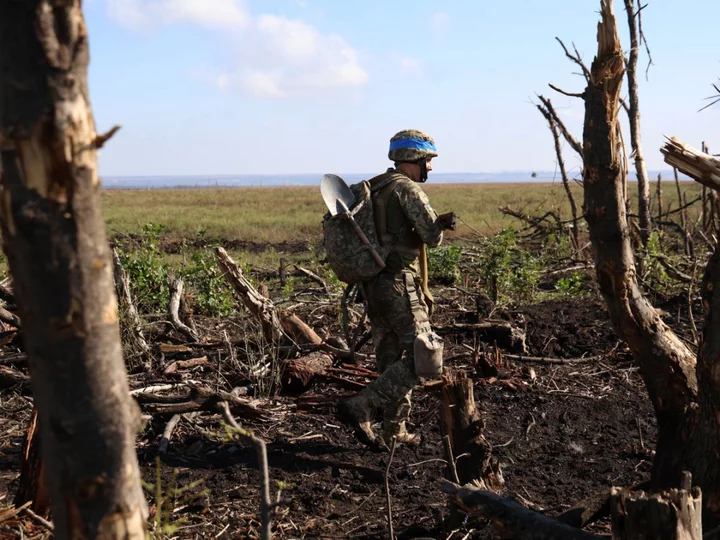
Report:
0,180,707,538
102,180,703,245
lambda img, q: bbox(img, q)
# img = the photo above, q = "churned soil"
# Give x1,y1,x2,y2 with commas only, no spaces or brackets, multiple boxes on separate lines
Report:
0,294,657,539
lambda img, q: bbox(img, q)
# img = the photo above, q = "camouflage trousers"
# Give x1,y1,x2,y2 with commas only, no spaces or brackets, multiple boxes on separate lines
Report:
358,270,431,436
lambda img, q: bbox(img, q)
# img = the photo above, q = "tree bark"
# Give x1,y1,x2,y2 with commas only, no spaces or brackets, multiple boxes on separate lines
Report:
582,0,697,460
441,482,607,540
0,2,148,537
623,0,652,243
440,371,502,490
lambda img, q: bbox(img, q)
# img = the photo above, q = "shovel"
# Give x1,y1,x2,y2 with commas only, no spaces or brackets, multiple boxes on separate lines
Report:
321,174,386,270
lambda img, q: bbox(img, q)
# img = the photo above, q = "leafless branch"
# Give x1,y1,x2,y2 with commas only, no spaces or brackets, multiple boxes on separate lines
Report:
535,102,580,247
555,37,591,82
385,437,398,540
636,3,654,79
699,80,720,112
537,95,584,159
218,401,273,540
548,84,584,99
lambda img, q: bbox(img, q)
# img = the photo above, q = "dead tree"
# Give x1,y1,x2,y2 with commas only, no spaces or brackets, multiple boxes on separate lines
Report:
611,473,702,539
536,99,580,249
623,0,652,243
582,0,720,529
0,1,147,537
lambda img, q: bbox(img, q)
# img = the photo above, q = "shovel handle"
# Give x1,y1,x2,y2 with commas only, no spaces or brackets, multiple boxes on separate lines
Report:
348,216,386,268
337,201,385,269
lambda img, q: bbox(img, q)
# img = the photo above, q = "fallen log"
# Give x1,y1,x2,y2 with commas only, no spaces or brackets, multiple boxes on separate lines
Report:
611,474,702,540
281,352,334,393
136,385,269,422
434,321,527,354
280,311,322,345
216,247,287,343
163,356,210,375
441,482,608,540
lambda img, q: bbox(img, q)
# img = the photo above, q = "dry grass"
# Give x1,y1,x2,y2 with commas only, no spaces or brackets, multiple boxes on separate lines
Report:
102,180,702,245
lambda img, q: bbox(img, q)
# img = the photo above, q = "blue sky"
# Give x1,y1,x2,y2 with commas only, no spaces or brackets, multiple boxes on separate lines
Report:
85,0,720,177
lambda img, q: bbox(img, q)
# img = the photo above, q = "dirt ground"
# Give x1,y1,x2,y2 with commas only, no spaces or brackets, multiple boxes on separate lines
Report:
0,284,660,539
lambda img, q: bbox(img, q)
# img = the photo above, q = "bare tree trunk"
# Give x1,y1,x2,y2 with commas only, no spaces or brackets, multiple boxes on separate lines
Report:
0,2,148,537
623,0,652,244
583,0,697,428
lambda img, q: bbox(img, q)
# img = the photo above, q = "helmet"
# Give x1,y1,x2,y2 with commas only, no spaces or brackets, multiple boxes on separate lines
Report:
388,129,438,163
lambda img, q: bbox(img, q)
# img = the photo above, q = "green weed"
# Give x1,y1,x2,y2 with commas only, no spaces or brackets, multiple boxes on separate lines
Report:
428,245,462,285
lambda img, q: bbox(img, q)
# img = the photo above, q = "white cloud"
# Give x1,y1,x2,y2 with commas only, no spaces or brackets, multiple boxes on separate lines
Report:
106,0,249,30
430,12,450,34
105,0,368,99
397,55,424,78
216,73,231,92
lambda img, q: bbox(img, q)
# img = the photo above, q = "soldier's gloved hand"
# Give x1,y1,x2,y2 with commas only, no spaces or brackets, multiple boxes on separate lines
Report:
438,212,457,231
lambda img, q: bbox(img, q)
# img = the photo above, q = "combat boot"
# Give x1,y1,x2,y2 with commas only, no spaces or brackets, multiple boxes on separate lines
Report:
382,421,421,448
337,394,379,448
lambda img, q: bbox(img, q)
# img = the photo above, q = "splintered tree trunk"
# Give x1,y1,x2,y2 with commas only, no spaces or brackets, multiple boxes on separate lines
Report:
585,0,720,529
440,371,502,489
0,2,147,538
583,0,697,467
611,478,702,539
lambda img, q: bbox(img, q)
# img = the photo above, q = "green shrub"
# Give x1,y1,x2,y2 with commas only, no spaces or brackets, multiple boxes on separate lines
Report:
475,228,540,303
119,223,170,314
428,245,462,285
180,251,235,317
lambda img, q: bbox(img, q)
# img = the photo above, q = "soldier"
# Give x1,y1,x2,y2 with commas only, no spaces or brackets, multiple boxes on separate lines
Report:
338,129,455,448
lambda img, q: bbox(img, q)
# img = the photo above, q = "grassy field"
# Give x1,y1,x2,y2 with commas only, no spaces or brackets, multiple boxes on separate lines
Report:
102,180,702,245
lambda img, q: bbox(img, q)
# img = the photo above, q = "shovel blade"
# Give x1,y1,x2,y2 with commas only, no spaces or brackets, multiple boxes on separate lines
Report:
321,174,356,216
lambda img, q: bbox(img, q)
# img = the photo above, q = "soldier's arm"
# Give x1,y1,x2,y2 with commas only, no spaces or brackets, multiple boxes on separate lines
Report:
395,181,444,248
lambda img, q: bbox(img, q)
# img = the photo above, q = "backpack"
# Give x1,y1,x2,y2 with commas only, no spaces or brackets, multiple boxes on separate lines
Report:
322,175,398,285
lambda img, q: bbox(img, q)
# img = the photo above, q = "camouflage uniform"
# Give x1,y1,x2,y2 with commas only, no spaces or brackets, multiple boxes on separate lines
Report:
346,166,443,445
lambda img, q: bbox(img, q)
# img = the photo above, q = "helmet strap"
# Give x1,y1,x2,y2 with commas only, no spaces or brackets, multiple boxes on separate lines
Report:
417,159,428,183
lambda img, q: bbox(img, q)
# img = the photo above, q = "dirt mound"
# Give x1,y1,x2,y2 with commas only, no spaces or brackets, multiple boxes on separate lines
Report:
516,296,625,358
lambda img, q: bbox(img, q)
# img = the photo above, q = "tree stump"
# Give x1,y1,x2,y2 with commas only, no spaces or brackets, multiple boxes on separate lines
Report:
611,474,702,540
440,370,502,489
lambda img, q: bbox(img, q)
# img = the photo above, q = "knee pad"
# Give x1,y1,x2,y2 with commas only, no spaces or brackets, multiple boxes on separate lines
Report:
413,331,444,378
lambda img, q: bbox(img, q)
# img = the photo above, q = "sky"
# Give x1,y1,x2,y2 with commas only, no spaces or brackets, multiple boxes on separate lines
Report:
84,0,720,177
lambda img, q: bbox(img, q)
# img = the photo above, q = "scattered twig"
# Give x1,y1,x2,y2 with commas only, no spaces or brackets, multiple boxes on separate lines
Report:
217,401,272,540
385,437,398,540
158,414,182,455
22,506,54,532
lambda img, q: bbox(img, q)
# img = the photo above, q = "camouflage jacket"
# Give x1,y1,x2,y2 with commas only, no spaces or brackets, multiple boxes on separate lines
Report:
370,168,443,275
